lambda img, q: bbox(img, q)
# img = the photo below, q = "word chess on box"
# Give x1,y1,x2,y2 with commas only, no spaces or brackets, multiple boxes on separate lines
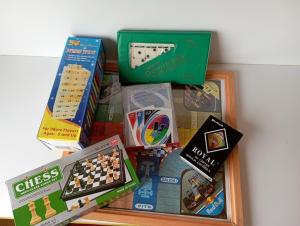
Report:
6,135,140,226
38,37,105,151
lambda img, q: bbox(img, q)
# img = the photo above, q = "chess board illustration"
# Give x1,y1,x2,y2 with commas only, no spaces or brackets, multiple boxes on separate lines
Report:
52,64,91,119
7,134,140,226
129,43,175,68
61,147,126,201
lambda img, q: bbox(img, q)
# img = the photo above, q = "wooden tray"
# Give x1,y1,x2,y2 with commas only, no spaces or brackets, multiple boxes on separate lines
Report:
66,63,244,226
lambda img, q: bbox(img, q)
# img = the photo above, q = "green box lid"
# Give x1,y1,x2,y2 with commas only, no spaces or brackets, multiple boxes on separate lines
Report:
118,30,211,85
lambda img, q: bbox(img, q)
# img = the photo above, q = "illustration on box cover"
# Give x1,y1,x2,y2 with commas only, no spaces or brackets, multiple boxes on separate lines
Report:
59,146,130,211
52,64,91,120
109,147,226,218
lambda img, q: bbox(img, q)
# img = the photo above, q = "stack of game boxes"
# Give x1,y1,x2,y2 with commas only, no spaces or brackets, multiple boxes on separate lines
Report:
6,31,242,226
6,37,141,226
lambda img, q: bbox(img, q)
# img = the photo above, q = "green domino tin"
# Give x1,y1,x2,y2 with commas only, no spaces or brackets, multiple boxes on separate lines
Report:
118,30,211,85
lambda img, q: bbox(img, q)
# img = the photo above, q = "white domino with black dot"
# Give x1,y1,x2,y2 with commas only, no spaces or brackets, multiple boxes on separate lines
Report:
130,43,175,68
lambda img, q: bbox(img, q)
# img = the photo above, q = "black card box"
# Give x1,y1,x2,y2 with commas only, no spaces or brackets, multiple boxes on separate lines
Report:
180,115,243,181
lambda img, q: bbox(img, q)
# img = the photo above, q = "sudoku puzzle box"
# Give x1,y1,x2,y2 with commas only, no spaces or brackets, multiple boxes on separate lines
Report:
6,135,140,226
37,37,105,151
118,30,211,85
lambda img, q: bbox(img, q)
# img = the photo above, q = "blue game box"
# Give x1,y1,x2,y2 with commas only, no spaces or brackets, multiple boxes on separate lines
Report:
38,37,105,151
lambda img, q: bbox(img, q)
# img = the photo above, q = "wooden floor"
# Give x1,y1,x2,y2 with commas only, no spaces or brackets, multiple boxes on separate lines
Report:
0,219,14,226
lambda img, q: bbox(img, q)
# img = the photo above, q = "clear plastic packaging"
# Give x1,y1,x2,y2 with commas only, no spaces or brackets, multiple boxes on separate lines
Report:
122,83,179,147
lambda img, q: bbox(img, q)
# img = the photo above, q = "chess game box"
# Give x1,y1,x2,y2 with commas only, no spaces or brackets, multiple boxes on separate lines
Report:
6,135,140,226
118,30,211,85
37,37,105,151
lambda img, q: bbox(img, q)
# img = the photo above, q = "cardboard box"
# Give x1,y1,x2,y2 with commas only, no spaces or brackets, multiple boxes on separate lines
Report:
37,37,105,151
118,30,211,85
6,135,140,226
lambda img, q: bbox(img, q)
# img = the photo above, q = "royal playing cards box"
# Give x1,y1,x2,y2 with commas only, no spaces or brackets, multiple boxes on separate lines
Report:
6,135,140,226
118,30,211,85
180,115,243,181
38,37,105,151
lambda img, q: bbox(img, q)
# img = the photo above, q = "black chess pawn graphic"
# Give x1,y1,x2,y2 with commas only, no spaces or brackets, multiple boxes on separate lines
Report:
75,161,80,169
80,179,86,189
78,199,84,208
66,186,72,193
89,172,94,179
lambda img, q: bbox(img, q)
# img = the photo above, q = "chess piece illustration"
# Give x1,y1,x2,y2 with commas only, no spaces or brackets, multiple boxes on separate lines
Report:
84,196,90,205
28,201,42,225
75,177,80,187
70,204,79,211
78,199,84,208
87,175,93,184
43,195,57,218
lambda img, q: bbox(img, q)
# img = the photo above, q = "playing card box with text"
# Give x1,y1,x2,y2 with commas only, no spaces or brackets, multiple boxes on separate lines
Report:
180,115,243,181
37,37,105,152
6,135,140,226
118,30,211,85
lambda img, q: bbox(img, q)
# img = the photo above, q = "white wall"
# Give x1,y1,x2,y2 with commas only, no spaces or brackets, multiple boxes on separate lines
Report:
1,0,300,65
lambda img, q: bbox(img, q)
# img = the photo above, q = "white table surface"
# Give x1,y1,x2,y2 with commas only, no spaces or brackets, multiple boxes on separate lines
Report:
0,55,299,226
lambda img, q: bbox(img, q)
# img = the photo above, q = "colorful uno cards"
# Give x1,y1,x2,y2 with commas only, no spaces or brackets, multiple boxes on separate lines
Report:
122,83,178,147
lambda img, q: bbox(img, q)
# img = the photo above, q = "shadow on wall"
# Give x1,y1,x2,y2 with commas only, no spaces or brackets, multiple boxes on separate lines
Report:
209,31,221,64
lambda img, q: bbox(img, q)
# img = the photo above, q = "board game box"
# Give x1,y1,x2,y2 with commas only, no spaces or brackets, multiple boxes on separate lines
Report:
118,30,211,85
6,135,140,226
37,37,105,152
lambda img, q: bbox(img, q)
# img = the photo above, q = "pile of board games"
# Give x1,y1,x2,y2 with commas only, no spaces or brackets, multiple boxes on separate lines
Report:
6,31,242,226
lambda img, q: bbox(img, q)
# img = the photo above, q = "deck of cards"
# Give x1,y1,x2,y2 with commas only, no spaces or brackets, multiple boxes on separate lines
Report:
127,107,174,147
122,83,178,147
180,115,243,181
